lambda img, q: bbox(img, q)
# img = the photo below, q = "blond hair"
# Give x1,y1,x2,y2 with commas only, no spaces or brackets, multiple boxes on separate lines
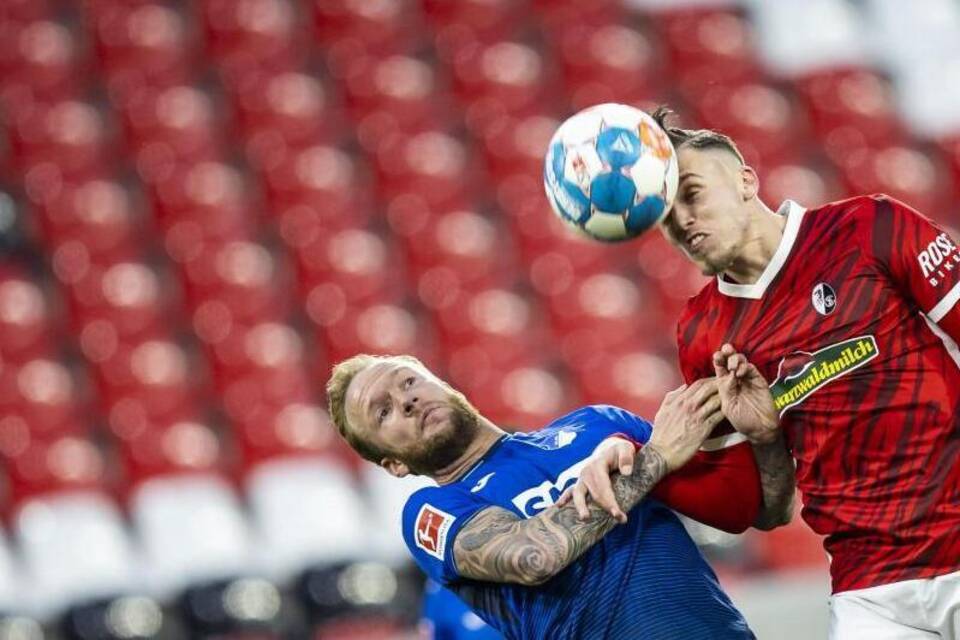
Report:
326,353,426,464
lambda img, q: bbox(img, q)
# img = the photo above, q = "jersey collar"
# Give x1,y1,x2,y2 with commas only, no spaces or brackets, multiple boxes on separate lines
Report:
716,199,807,300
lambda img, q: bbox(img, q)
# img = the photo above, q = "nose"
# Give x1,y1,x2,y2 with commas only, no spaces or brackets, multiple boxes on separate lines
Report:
670,204,695,229
403,395,419,416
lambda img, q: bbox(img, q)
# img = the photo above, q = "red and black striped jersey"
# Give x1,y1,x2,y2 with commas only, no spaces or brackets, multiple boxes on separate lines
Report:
677,194,960,593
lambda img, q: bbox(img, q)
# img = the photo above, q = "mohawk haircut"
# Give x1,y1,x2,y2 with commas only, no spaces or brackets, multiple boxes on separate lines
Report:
651,106,745,166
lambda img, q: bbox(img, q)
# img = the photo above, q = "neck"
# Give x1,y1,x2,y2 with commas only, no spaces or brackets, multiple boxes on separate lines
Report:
431,418,505,485
722,200,787,285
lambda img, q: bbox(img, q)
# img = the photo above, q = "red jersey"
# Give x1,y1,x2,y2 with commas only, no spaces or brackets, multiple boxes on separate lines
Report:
677,195,960,593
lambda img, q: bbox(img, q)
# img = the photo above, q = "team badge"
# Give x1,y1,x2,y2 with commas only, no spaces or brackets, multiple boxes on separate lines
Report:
414,504,455,560
811,282,837,315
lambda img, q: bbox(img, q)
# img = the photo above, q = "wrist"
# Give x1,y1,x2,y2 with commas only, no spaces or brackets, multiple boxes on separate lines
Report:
642,443,677,474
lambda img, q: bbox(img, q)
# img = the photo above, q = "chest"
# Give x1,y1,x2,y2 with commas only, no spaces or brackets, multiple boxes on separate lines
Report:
683,246,911,385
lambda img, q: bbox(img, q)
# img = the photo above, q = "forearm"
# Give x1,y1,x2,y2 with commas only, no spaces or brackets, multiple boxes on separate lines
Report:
455,446,670,585
750,433,796,530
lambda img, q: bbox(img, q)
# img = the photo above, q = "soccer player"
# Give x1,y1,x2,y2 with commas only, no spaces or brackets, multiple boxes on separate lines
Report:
653,106,960,638
326,353,765,639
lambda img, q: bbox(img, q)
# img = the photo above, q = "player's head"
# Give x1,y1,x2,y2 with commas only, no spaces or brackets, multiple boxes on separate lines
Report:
653,106,761,276
327,354,483,478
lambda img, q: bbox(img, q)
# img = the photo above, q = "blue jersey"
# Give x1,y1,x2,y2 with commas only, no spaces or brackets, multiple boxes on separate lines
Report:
402,405,754,640
422,578,504,640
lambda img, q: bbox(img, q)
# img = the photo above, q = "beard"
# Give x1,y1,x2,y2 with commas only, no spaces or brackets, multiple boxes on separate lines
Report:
400,393,481,476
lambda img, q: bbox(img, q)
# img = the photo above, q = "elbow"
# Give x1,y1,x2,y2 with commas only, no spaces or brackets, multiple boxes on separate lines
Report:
515,550,563,586
753,499,795,531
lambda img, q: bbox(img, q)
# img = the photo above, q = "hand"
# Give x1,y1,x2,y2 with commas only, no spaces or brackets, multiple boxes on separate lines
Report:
712,344,779,444
647,378,725,472
557,437,635,523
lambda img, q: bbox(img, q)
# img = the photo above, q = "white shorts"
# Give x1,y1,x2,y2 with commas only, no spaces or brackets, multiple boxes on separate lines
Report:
829,570,960,639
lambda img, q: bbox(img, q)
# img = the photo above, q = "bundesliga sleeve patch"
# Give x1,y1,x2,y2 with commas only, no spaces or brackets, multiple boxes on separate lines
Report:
414,504,456,561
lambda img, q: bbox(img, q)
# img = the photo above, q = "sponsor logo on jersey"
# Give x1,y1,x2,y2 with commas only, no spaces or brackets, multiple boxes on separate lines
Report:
415,504,456,560
470,472,496,493
811,282,837,315
512,458,590,517
918,232,959,287
771,336,879,415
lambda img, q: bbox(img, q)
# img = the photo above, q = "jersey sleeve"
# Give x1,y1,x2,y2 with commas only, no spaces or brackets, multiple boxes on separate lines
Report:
651,440,761,533
402,486,490,586
588,404,652,445
869,195,960,340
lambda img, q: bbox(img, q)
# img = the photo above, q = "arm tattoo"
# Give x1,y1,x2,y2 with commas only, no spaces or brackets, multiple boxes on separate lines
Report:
453,446,670,586
751,433,796,530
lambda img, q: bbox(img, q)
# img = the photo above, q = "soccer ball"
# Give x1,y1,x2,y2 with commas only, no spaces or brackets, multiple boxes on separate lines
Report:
543,103,679,242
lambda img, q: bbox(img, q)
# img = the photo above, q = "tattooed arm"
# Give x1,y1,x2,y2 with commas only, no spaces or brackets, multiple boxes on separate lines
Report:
712,344,795,530
453,379,724,586
453,445,670,586
750,434,796,530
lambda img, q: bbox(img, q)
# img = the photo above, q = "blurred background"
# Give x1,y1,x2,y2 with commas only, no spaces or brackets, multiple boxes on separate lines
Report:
0,0,959,637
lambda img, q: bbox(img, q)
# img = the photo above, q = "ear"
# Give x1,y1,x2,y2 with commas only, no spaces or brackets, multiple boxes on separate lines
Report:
381,457,411,478
740,165,760,200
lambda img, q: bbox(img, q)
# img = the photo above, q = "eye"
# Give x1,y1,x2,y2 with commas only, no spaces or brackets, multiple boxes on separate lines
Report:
377,405,390,423
685,189,700,203
403,376,415,389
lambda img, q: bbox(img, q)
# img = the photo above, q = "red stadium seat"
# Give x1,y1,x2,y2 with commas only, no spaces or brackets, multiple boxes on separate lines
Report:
180,239,286,320
316,301,439,366
458,361,576,431
479,113,561,184
0,358,85,439
58,259,167,343
90,3,193,100
255,143,372,229
85,337,201,442
759,159,844,211
0,20,83,106
400,208,516,292
232,401,337,467
3,434,107,509
7,100,112,180
573,348,681,420
936,135,960,211
28,177,142,262
311,0,424,65
835,144,952,218
423,0,524,49
0,0,53,23
532,0,623,33
557,23,664,110
545,271,667,369
229,70,341,160
146,160,253,232
372,130,478,211
199,0,304,77
433,287,552,372
118,85,223,174
692,81,809,168
793,67,903,150
655,8,761,92
118,419,225,488
0,268,56,363
295,226,405,307
341,54,450,148
449,40,556,132
203,322,311,410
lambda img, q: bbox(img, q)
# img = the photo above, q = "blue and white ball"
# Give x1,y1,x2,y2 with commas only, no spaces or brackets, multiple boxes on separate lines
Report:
543,103,679,242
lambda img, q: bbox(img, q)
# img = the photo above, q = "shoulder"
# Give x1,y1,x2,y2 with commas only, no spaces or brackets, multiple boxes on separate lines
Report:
803,193,912,230
678,280,718,324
